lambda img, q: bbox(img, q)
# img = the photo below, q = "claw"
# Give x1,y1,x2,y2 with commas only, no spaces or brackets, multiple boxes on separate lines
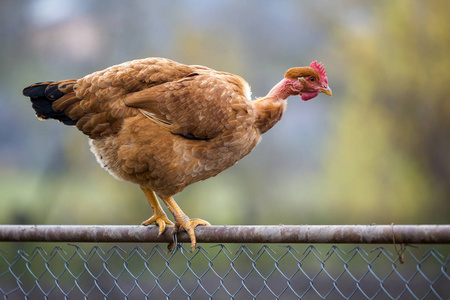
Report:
161,196,211,252
167,230,178,253
177,218,211,252
141,214,174,236
140,186,174,237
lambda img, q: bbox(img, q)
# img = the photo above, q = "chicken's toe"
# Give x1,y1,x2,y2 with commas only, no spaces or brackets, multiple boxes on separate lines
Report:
177,218,211,251
141,214,174,236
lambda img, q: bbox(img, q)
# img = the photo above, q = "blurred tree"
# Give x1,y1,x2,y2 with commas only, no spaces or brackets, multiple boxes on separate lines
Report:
322,1,450,223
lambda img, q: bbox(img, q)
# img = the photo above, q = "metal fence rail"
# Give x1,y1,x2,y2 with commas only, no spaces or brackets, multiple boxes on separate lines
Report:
0,225,449,299
1,225,449,244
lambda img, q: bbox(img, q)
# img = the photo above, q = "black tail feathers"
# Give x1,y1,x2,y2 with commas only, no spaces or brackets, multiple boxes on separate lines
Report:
23,81,77,126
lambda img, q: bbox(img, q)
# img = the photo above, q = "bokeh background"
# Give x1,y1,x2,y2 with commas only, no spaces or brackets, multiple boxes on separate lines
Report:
1,0,449,227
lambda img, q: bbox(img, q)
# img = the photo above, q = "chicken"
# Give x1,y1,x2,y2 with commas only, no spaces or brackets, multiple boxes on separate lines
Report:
23,57,331,251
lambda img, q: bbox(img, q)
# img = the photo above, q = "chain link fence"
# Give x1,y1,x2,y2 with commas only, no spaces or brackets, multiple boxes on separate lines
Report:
0,225,449,299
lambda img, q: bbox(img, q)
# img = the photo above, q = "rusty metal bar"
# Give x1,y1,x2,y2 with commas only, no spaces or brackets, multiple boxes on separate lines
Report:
0,225,449,244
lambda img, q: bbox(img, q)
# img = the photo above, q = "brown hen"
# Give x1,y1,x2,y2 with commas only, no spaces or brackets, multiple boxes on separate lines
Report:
23,57,331,251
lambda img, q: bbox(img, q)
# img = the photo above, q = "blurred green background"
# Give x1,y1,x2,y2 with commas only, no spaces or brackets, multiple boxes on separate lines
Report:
1,0,449,227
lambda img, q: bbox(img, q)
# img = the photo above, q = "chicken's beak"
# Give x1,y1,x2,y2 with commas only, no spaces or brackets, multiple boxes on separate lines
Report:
320,86,332,96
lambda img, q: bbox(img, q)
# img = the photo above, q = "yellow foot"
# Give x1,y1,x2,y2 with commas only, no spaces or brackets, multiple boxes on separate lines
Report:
140,186,175,237
141,214,174,236
160,196,210,252
172,218,211,252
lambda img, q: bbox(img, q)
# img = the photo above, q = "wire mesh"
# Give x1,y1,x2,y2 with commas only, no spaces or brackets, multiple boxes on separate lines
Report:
0,243,448,299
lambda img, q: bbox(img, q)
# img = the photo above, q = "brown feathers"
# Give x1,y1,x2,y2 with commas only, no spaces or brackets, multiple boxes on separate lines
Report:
284,67,320,80
22,57,256,198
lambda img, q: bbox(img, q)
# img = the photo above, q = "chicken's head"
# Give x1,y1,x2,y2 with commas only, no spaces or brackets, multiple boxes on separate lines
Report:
284,61,332,101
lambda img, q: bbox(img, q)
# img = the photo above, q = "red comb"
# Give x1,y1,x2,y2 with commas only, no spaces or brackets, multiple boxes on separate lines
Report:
310,61,327,80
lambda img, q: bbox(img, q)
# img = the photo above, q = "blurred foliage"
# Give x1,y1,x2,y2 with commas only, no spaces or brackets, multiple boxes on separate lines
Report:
320,1,450,224
0,0,448,227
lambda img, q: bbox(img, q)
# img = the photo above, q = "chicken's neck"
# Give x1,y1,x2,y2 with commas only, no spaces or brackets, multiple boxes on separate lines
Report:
253,79,293,134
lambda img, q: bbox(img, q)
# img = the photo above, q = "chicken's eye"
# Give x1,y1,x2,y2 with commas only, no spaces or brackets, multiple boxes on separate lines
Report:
309,77,315,82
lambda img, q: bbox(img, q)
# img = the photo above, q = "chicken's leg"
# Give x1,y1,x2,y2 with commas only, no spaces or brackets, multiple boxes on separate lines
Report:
140,186,174,236
161,196,211,251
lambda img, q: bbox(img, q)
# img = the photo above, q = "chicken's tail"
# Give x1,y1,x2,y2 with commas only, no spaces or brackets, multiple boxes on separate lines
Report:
23,80,81,126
